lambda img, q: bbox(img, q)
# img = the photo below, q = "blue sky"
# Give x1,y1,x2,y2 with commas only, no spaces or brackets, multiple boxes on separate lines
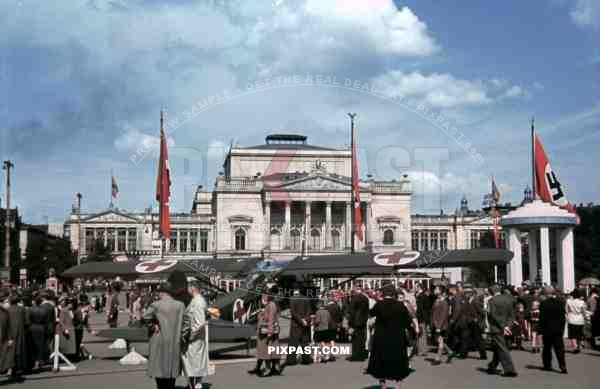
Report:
0,0,598,223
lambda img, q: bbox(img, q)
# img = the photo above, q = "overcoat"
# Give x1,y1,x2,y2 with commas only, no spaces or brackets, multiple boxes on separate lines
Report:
144,297,185,378
181,295,209,378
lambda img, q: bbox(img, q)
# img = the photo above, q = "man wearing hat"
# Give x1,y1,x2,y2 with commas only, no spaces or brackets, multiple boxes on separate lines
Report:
144,282,185,389
539,286,567,374
485,285,517,377
181,280,209,389
347,286,370,362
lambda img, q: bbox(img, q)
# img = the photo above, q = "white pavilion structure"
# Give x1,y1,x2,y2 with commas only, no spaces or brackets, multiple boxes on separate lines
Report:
501,200,578,291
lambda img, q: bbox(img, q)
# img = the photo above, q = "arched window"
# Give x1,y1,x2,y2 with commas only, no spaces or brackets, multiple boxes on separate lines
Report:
235,228,246,251
270,229,281,251
383,229,394,245
310,229,321,250
331,230,341,250
290,229,301,250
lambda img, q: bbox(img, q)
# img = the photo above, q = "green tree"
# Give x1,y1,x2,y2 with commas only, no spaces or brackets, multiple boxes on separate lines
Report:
23,231,76,285
574,205,600,280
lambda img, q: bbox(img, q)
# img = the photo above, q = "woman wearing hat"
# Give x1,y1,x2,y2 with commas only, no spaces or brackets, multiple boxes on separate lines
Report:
366,285,414,389
248,286,282,377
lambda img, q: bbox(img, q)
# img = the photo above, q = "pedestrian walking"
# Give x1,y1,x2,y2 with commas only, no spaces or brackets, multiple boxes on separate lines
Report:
181,280,209,389
485,285,517,377
539,286,567,374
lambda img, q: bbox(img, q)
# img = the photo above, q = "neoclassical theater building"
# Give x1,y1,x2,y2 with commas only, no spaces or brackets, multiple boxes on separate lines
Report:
65,134,508,283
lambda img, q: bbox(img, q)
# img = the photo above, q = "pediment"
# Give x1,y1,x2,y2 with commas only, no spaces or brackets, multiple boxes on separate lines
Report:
272,173,369,192
83,209,141,223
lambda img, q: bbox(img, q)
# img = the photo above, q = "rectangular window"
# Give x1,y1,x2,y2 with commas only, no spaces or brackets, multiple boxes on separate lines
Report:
470,230,480,249
179,229,188,252
85,228,95,253
440,232,448,251
169,230,177,251
117,229,127,252
127,228,137,251
107,228,115,251
190,230,198,252
420,231,429,251
200,230,208,252
411,231,419,251
430,231,439,251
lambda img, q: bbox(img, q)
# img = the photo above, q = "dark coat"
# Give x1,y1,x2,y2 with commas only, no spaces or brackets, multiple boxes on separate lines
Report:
325,302,343,329
416,292,433,324
348,293,370,328
366,298,412,381
29,304,53,362
539,296,567,337
488,294,515,334
0,307,13,371
7,305,28,370
289,297,312,338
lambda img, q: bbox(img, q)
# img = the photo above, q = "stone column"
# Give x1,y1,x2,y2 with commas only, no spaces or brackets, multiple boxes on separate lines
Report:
557,227,575,292
284,202,291,249
366,202,373,245
508,228,523,286
325,201,332,249
345,201,351,249
305,201,312,247
264,201,271,250
186,229,191,252
540,226,551,286
528,230,538,282
125,228,129,252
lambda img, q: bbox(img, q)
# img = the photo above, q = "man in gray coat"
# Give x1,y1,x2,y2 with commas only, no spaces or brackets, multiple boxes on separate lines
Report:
144,283,185,389
485,285,517,377
181,280,209,389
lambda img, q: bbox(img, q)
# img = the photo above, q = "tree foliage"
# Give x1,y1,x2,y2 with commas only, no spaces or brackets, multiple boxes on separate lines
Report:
574,205,600,279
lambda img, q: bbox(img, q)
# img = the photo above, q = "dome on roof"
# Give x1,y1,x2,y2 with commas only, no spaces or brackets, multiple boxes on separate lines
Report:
500,199,577,227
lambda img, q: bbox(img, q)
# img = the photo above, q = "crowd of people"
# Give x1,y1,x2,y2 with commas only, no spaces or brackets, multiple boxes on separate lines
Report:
0,287,98,379
0,277,599,389
248,281,600,389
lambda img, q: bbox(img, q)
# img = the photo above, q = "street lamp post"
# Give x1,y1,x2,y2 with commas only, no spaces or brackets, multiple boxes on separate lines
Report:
3,160,14,284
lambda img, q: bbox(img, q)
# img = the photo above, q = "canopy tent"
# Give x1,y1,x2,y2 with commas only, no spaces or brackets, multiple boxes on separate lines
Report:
280,249,514,279
579,277,600,286
62,257,261,281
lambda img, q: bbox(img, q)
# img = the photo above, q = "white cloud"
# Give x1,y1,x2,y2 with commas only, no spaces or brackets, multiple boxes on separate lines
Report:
571,0,600,28
303,1,438,56
114,127,174,153
374,71,491,108
501,85,528,99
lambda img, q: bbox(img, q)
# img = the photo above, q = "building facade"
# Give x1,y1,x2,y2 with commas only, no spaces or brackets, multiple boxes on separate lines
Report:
64,134,508,282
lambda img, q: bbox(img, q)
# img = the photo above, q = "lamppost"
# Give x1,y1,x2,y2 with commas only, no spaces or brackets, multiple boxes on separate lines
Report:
3,160,14,283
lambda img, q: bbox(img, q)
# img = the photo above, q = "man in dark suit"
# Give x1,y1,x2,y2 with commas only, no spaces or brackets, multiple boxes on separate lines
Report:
347,287,369,361
539,286,567,374
285,288,313,366
485,285,517,377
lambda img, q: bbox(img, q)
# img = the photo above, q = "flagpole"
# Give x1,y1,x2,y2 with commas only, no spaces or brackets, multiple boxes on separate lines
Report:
348,112,357,254
159,109,165,260
531,117,536,200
